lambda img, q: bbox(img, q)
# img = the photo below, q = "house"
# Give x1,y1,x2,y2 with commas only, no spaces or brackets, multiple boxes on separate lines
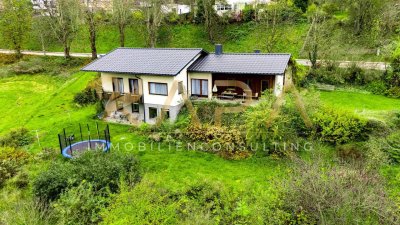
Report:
81,45,290,124
215,0,272,16
162,4,191,15
31,0,113,11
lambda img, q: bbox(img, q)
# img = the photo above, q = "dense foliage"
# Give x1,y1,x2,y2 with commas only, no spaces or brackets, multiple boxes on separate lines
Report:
313,107,368,144
0,127,33,148
0,147,30,186
101,179,288,224
73,87,99,106
33,151,141,203
285,157,399,224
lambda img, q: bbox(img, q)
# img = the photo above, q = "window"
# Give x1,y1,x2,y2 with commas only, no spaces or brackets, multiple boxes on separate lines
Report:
112,78,124,93
191,79,208,97
129,79,139,95
149,82,168,95
149,107,158,119
261,80,270,92
216,4,232,11
178,81,184,94
162,109,170,119
132,103,139,113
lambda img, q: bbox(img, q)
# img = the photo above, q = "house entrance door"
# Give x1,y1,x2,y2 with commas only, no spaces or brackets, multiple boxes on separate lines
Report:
261,80,270,93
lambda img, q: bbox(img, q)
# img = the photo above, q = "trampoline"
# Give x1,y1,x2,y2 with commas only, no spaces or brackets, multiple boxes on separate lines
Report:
62,139,111,159
58,123,111,159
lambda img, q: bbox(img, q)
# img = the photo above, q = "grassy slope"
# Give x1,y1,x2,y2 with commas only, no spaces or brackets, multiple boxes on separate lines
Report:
0,21,387,61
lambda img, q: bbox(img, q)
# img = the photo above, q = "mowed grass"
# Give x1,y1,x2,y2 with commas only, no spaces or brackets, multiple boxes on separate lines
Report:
319,90,400,121
0,72,97,147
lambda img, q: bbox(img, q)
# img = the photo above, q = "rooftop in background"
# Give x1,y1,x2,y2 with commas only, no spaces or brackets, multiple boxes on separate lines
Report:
81,48,205,76
188,53,291,75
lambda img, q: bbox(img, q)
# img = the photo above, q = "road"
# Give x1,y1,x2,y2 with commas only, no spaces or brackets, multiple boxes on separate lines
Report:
0,49,389,71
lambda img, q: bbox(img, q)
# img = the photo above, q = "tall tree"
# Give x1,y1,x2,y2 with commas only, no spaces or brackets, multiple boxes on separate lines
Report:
112,0,132,47
258,2,285,52
294,0,309,12
142,0,164,47
43,0,83,59
0,0,32,59
201,0,219,42
348,0,384,35
83,0,101,59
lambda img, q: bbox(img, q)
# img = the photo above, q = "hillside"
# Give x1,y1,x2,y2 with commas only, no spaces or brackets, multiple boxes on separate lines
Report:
0,22,394,61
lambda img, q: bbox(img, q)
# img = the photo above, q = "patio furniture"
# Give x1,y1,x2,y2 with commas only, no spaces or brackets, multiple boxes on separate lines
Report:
252,92,259,100
219,95,235,100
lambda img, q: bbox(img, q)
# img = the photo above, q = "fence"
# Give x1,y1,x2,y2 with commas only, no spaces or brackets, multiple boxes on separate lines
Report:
58,123,111,157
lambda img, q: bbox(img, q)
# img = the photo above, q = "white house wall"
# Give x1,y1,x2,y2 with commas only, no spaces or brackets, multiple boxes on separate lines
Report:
101,73,143,95
274,74,284,96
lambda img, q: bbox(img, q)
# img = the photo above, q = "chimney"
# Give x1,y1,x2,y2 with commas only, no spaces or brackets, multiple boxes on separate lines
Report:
215,44,223,55
254,50,261,53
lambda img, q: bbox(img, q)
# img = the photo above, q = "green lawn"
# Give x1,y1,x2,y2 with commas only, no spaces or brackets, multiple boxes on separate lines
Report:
319,90,400,121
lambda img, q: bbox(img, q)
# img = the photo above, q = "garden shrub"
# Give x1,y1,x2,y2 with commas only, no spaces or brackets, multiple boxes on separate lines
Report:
365,137,390,170
386,86,400,98
33,151,141,203
13,171,29,189
0,53,18,65
313,107,368,144
73,88,99,106
36,147,58,161
336,143,365,162
165,12,180,24
10,59,45,74
366,80,387,95
284,157,399,224
185,125,248,160
242,6,255,22
245,93,314,156
53,181,109,225
385,131,400,163
194,100,240,125
346,64,363,84
0,147,30,186
0,127,33,148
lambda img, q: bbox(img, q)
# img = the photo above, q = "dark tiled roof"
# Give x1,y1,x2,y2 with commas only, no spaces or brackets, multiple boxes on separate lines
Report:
188,53,291,75
81,48,204,76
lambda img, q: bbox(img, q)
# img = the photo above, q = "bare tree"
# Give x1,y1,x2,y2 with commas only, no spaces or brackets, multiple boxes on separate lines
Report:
43,0,83,59
142,0,164,47
300,4,327,68
258,2,284,53
0,0,32,59
112,0,133,47
200,0,219,42
83,0,101,59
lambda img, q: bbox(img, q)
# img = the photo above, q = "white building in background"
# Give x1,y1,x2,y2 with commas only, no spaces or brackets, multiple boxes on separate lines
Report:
30,0,113,11
162,4,191,15
215,0,272,15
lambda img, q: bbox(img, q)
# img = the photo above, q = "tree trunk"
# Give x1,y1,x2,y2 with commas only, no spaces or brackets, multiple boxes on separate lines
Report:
119,25,125,47
14,43,22,59
89,19,97,59
64,43,71,59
